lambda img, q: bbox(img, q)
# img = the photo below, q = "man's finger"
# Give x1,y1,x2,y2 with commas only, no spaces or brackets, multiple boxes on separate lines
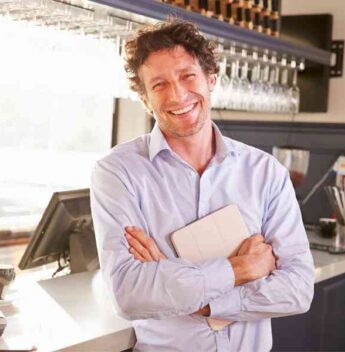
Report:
125,233,154,261
237,234,265,256
125,226,148,245
129,247,146,262
125,226,165,261
249,233,264,243
151,241,167,260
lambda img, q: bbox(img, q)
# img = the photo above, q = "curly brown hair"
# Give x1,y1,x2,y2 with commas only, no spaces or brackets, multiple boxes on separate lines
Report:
124,19,219,95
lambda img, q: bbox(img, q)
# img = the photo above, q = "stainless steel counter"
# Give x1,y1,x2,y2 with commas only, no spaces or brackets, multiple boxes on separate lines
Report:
307,228,345,283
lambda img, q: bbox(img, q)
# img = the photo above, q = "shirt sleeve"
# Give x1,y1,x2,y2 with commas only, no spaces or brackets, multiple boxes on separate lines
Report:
91,158,234,321
209,162,315,322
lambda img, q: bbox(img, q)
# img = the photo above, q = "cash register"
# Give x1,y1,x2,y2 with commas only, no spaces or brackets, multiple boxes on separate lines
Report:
18,189,99,275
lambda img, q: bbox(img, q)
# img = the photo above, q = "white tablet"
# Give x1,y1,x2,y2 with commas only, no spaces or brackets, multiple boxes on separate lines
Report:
171,204,249,331
171,204,249,263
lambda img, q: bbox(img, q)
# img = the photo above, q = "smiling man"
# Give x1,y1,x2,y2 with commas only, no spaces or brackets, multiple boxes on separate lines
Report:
90,20,314,352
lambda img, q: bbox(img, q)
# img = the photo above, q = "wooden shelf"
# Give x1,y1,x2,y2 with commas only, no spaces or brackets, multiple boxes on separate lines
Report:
90,0,331,66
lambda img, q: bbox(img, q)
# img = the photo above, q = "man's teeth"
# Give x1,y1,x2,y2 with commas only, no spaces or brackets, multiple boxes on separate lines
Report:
170,103,195,115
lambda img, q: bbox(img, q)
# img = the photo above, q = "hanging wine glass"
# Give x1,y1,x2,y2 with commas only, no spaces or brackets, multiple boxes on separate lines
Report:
289,59,300,114
280,57,290,113
249,51,261,112
223,46,235,109
219,56,230,109
259,53,270,112
271,59,283,113
238,49,251,111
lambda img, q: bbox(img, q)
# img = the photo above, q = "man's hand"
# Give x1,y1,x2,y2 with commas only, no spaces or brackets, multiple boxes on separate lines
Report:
125,226,166,261
125,226,209,317
229,234,276,286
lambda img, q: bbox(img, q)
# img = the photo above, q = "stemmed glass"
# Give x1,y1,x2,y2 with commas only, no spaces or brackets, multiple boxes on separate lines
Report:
280,58,290,113
289,60,300,114
238,49,251,111
259,53,270,112
226,46,240,110
249,51,261,111
211,45,226,109
218,56,230,109
271,57,283,112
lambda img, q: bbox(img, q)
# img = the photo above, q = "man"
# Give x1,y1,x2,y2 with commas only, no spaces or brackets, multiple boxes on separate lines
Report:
90,19,314,351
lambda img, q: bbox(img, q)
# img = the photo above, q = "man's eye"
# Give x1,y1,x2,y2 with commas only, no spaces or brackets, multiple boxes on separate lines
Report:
184,73,196,80
152,82,164,90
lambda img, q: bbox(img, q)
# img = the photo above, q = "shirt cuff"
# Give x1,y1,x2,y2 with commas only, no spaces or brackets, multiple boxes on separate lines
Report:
209,286,242,319
198,258,235,303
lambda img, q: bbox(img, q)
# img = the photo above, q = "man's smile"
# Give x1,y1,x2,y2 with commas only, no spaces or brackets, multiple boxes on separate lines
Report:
167,102,198,116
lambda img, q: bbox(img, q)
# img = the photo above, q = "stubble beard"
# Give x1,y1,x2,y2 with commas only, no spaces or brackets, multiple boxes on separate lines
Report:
157,90,211,139
159,112,206,138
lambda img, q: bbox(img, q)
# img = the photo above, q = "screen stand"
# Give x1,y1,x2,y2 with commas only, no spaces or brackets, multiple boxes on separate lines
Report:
69,229,100,274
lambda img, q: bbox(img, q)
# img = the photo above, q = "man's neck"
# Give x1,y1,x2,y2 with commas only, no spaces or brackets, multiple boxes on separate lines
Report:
164,121,215,176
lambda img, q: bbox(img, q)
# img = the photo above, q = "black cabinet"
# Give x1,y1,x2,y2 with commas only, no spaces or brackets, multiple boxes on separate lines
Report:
280,14,333,113
320,276,345,350
272,273,345,351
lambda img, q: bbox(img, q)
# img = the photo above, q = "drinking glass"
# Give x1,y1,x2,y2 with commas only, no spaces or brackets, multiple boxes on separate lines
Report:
238,49,251,111
248,51,261,111
289,60,300,114
259,53,270,112
271,63,283,112
280,58,290,113
218,56,230,109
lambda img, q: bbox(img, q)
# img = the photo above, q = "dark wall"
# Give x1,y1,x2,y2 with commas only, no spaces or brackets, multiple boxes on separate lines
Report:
215,120,345,224
280,14,333,113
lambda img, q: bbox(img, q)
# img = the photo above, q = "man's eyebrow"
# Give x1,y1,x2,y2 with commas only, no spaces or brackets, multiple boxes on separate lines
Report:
148,66,198,85
148,76,165,85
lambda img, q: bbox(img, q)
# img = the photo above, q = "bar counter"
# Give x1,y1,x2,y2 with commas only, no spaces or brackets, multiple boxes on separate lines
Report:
0,231,344,351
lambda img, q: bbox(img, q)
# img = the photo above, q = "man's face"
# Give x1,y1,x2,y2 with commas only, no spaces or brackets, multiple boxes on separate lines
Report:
138,45,216,139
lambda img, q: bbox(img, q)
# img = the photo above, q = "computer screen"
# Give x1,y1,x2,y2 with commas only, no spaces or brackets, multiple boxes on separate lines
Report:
18,188,99,273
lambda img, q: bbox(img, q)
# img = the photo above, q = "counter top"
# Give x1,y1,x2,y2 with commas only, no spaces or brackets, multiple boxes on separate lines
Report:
307,228,345,284
0,231,345,351
0,270,135,352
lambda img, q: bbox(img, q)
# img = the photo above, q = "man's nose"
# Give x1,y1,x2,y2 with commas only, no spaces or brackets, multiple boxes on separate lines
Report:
169,81,188,102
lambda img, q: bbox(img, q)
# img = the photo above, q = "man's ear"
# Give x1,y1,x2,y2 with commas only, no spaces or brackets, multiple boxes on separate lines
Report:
208,74,217,92
140,93,154,116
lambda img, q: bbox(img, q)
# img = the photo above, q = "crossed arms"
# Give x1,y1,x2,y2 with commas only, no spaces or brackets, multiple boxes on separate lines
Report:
125,227,275,317
91,159,315,322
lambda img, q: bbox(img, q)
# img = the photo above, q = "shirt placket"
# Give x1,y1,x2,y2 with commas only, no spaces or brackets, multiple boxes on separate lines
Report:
198,169,212,218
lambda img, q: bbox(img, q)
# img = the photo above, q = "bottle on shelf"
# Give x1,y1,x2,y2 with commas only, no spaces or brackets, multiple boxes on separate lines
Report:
262,12,271,35
270,0,280,36
231,0,241,22
261,0,271,34
252,0,261,11
262,0,269,11
253,7,262,32
244,8,253,29
196,0,213,16
225,1,235,25
212,0,224,20
190,0,200,12
252,0,262,33
235,5,245,27
244,1,253,30
198,0,206,15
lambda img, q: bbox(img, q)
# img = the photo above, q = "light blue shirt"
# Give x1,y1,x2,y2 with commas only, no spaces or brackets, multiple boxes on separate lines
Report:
90,122,314,352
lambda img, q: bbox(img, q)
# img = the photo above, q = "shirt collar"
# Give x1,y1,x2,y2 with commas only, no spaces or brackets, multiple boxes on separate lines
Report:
148,123,172,161
148,121,238,162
